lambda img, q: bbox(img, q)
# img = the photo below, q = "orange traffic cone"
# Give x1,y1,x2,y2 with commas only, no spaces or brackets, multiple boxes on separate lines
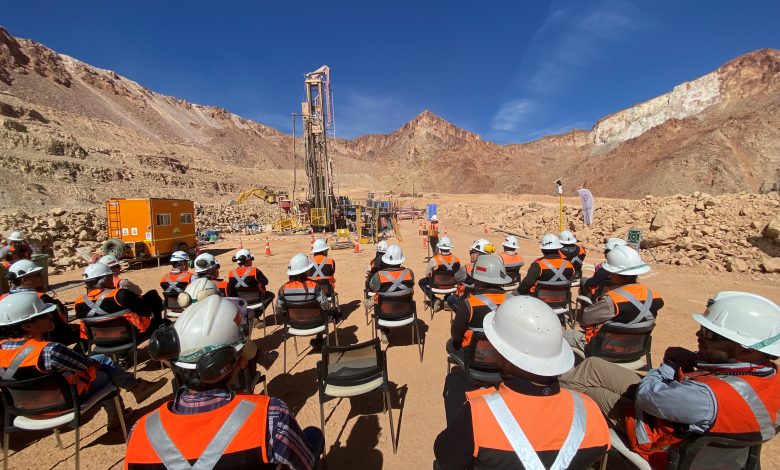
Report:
423,235,428,249
483,225,489,235
310,228,315,250
238,238,244,249
354,236,360,253
264,236,272,256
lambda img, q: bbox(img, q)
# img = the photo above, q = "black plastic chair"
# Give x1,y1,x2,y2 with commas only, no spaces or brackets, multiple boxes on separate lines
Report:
316,338,397,455
314,278,340,316
0,373,126,470
163,293,185,320
578,322,654,371
447,330,503,386
373,294,423,362
280,300,338,373
532,280,574,328
235,290,272,336
502,266,522,293
81,315,138,378
425,270,458,320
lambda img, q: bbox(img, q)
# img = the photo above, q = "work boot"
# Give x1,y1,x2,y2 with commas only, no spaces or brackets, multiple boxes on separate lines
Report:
434,299,443,312
130,378,168,403
380,328,389,345
105,396,126,432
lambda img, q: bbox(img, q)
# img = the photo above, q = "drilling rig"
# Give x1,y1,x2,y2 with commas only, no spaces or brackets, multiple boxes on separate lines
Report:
301,65,337,230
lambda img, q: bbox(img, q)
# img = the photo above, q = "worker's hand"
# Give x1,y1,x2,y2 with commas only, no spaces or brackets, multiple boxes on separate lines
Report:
663,347,699,372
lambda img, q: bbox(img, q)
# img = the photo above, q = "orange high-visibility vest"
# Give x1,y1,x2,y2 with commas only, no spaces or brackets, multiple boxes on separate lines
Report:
74,288,151,339
462,292,508,348
584,283,663,342
160,271,192,295
309,254,335,286
0,338,97,395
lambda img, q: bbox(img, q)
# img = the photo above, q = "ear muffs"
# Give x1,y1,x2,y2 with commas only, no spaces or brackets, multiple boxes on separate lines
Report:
232,255,253,264
148,325,181,361
196,346,239,384
177,292,193,308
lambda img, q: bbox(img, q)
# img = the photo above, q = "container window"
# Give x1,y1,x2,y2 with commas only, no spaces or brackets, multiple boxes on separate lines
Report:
156,213,171,226
180,213,193,224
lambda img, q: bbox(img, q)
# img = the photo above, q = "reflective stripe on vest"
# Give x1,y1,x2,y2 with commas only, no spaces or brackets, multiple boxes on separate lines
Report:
379,269,412,297
164,273,188,294
611,287,655,327
230,268,252,289
717,376,777,441
482,390,587,470
0,345,35,380
83,291,130,318
436,255,455,271
540,259,569,285
311,259,329,279
467,294,504,334
145,400,257,469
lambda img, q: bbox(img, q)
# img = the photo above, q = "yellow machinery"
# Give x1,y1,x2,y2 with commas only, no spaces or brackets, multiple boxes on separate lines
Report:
236,188,279,205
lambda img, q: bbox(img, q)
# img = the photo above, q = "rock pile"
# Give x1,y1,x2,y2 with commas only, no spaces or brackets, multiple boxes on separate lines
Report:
0,208,106,272
440,191,780,275
195,201,279,233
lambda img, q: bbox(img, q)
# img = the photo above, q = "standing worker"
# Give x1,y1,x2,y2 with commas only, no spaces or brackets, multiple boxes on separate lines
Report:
517,234,575,295
497,235,524,286
435,296,610,469
428,215,440,256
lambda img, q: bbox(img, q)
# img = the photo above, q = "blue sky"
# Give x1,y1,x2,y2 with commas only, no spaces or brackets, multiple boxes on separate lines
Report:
3,1,779,143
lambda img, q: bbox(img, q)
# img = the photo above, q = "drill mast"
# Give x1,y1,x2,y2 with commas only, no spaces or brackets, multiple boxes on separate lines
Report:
302,65,336,228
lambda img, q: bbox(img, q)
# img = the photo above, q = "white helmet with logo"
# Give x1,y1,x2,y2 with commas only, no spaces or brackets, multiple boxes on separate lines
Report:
539,234,563,251
83,263,113,281
173,296,245,369
8,260,43,280
170,251,190,263
559,230,577,245
376,240,388,253
602,245,650,276
381,244,405,266
470,238,493,255
177,278,220,309
502,235,519,250
98,254,120,268
287,253,314,276
7,231,25,242
437,236,453,252
472,254,511,285
193,253,219,274
0,292,56,327
312,238,329,254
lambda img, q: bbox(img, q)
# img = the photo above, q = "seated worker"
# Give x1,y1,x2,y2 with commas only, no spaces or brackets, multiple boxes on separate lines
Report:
364,240,388,292
368,244,415,299
517,234,575,295
159,250,193,298
563,245,663,354
191,252,228,293
0,293,165,430
74,263,165,344
3,260,80,347
559,230,586,277
418,236,467,311
559,292,780,468
451,238,494,302
497,235,524,285
226,248,274,308
128,293,324,468
435,296,610,469
277,253,326,349
581,237,627,299
429,215,440,256
99,254,143,296
447,254,510,366
0,230,33,268
309,239,336,292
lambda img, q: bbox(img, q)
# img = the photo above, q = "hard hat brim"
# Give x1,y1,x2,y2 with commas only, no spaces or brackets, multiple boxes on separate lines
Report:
311,247,329,254
693,313,780,357
539,243,564,250
601,262,651,276
472,272,512,285
381,256,405,266
12,265,43,277
287,263,314,276
174,343,245,370
0,302,57,327
483,311,574,377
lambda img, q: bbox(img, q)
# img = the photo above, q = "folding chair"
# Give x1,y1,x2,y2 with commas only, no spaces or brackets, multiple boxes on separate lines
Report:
280,300,338,373
162,293,185,320
81,316,138,378
236,290,272,336
575,322,654,371
532,280,574,329
373,294,423,362
314,279,340,317
447,330,503,386
425,270,457,320
502,266,521,293
363,288,377,326
0,373,127,470
316,338,397,454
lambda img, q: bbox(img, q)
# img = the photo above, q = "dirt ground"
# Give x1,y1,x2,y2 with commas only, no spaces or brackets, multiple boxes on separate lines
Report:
4,218,780,469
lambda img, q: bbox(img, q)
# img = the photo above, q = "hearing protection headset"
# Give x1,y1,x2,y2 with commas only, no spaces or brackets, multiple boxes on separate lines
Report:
148,326,240,385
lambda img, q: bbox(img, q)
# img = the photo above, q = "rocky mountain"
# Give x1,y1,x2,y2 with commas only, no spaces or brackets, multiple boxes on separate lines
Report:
0,25,778,212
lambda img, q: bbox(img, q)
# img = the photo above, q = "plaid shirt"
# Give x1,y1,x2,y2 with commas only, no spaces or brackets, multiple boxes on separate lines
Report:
0,338,92,374
163,387,317,469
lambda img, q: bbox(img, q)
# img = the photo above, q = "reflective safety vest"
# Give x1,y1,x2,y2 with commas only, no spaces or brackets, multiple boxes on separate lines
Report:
429,221,439,238
456,263,476,297
498,252,524,270
431,253,461,273
309,254,335,286
462,292,509,348
0,338,97,395
532,256,575,290
561,244,587,271
468,384,610,469
160,271,193,295
228,266,265,292
376,268,414,298
279,280,319,304
584,284,663,342
125,394,272,469
626,371,780,465
74,288,150,339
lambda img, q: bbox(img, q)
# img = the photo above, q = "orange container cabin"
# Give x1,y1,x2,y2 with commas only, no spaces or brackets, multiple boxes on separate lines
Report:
105,198,196,259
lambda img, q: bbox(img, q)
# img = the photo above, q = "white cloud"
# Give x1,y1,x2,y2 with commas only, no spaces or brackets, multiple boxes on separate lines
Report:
333,91,415,138
490,99,534,133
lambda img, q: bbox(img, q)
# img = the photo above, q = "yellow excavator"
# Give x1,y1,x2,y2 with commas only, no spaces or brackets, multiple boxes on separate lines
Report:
236,187,281,205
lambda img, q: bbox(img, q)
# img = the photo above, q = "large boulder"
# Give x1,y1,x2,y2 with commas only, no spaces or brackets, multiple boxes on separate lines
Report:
650,206,683,230
764,217,780,242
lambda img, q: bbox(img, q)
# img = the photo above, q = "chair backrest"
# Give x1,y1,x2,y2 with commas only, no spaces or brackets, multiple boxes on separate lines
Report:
82,315,136,347
285,299,327,330
532,280,572,308
504,266,521,283
672,435,763,470
464,330,501,372
236,290,262,304
164,293,183,311
314,278,334,297
0,373,76,419
375,294,415,321
586,322,653,364
318,338,384,390
431,270,457,289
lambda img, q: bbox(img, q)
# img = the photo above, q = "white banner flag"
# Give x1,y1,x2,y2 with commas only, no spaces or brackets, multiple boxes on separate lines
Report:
578,188,595,225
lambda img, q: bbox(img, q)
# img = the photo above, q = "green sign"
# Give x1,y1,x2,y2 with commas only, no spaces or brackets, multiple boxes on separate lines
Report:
627,228,642,250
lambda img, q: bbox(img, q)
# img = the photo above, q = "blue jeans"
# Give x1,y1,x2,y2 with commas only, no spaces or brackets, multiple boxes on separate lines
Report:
304,426,325,465
82,354,138,400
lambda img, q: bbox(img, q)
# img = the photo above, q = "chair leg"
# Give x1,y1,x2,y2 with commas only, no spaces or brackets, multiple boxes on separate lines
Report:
4,431,9,470
132,346,138,379
599,451,609,470
415,319,423,362
319,397,327,458
114,396,128,441
283,336,288,374
75,425,80,470
333,321,339,346
54,428,63,448
293,336,299,356
385,389,397,453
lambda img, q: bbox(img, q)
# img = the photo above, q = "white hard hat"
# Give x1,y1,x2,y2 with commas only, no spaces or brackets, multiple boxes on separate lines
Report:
603,238,627,252
177,278,219,309
559,230,577,245
602,245,650,276
438,236,453,251
381,244,405,266
83,263,113,281
287,253,314,276
483,296,574,376
472,254,511,285
376,241,389,253
173,295,244,369
98,254,120,268
0,292,56,327
193,253,219,274
233,248,253,262
170,251,190,263
470,238,493,254
539,234,563,250
693,292,780,357
8,260,43,279
312,238,329,254
7,231,24,242
430,214,438,221
502,235,519,250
